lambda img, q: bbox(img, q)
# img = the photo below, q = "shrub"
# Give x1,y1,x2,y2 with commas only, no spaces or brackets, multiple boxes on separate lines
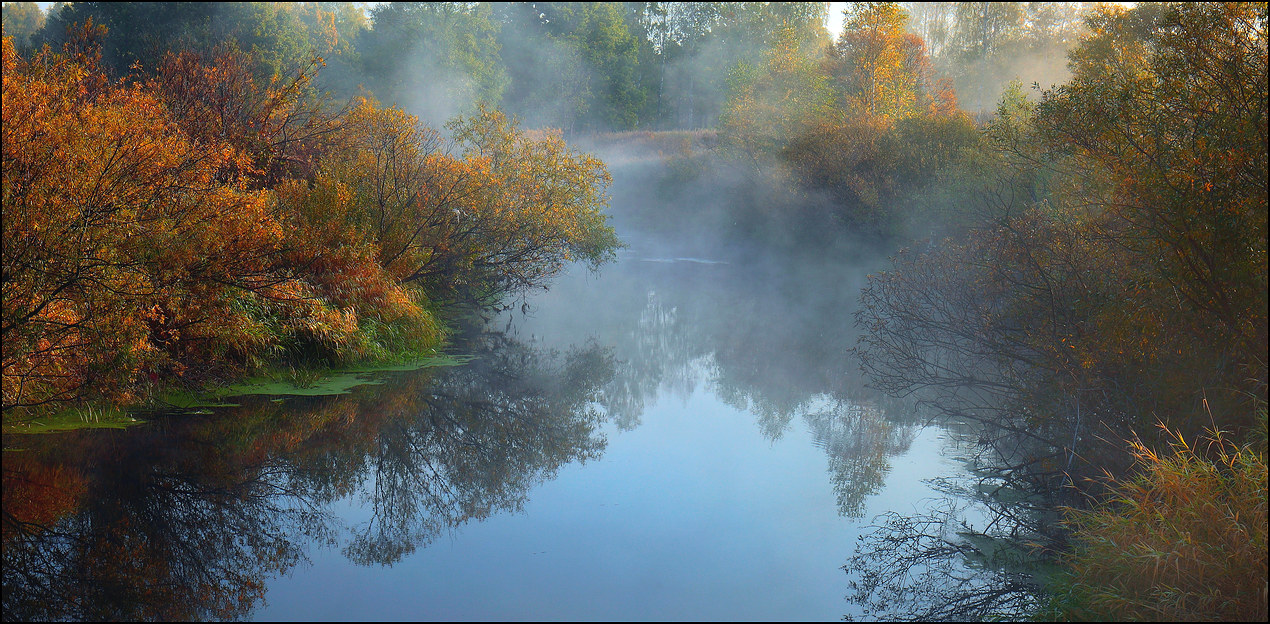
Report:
1050,422,1268,621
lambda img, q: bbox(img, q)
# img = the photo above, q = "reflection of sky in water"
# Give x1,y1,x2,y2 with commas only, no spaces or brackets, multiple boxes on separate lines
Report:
258,397,960,621
0,242,976,621
254,250,966,621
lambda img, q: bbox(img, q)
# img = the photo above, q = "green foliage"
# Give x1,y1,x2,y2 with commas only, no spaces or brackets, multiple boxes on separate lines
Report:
650,2,829,129
543,2,647,130
33,2,341,85
358,2,507,122
0,1,44,48
719,27,835,158
494,2,649,131
1,404,142,435
17,1,848,132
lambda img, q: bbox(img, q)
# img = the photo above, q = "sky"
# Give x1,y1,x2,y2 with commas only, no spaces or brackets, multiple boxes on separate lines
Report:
827,1,849,40
25,2,856,40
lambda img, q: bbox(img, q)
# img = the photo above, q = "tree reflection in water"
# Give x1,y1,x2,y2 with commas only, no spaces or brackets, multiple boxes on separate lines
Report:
3,252,947,620
3,442,313,621
573,259,918,519
552,248,1053,620
584,258,1053,620
335,332,612,566
2,329,614,620
841,431,1058,621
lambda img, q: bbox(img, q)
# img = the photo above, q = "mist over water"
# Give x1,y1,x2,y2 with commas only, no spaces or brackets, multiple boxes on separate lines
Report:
5,1,1264,620
1,130,1000,621
245,140,997,620
2,3,1099,619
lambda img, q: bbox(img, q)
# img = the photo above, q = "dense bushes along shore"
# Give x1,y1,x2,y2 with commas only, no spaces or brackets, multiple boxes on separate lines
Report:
1,31,618,419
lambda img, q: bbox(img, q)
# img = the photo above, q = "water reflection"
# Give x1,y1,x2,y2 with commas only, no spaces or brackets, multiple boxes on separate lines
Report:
2,431,317,620
4,249,932,620
841,430,1056,621
2,331,613,620
526,253,917,519
335,332,612,566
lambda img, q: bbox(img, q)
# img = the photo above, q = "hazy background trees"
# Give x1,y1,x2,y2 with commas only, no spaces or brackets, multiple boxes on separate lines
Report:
855,2,1267,492
5,1,1098,130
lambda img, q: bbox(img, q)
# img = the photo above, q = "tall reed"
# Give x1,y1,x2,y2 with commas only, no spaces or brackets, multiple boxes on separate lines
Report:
1048,419,1267,621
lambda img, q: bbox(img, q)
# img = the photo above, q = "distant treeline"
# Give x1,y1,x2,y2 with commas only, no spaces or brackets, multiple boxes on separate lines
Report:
2,2,1089,131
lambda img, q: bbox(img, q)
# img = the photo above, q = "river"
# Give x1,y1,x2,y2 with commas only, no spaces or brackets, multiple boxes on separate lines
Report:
2,147,1033,621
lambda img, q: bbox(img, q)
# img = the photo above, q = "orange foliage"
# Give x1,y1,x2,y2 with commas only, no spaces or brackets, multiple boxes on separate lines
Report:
1,456,88,540
2,31,617,418
2,36,284,409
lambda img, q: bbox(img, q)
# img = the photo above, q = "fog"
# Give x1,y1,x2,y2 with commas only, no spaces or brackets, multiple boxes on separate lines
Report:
11,3,1223,621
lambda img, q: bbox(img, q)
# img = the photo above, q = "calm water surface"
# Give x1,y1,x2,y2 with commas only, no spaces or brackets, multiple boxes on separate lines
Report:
3,228,985,621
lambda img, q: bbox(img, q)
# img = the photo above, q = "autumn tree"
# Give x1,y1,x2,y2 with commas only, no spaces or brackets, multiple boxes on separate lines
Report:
2,35,291,411
4,7,625,422
828,2,930,121
721,2,977,233
855,2,1269,495
285,98,618,306
150,46,340,187
1034,2,1268,432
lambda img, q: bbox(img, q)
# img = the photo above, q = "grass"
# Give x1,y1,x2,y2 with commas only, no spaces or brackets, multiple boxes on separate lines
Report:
3,353,476,434
2,404,144,435
1043,418,1268,621
159,353,476,402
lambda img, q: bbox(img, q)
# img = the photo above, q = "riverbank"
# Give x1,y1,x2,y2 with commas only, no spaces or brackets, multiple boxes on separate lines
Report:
1,350,476,435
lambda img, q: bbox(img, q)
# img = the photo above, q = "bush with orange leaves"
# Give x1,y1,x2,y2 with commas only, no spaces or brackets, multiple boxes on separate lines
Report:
0,37,435,414
2,30,617,419
3,35,286,411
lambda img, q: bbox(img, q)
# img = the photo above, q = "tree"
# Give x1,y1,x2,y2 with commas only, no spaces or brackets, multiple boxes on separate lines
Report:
1035,2,1268,433
735,2,977,233
31,2,340,86
281,97,618,306
495,2,646,131
666,2,828,129
720,26,834,158
903,1,1089,112
829,2,930,120
358,2,507,125
2,35,293,411
854,2,1269,498
0,1,44,48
